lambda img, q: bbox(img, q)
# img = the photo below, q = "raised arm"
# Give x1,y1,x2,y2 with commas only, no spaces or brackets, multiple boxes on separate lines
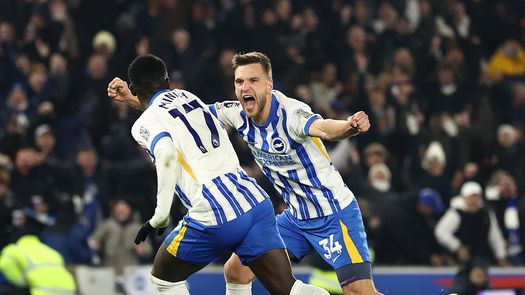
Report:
107,77,143,110
308,111,370,141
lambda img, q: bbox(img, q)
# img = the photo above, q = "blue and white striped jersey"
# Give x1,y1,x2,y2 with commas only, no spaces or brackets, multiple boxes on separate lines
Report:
210,90,355,220
131,89,268,226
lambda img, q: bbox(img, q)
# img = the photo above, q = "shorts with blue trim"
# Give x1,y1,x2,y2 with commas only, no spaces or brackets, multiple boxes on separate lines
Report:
163,198,285,266
276,199,371,270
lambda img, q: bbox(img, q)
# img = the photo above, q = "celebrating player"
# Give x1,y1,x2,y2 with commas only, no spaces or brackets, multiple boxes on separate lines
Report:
212,52,379,295
108,54,329,295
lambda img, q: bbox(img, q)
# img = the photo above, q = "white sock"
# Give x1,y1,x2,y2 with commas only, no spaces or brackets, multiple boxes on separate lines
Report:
225,282,252,295
149,274,190,295
290,280,330,295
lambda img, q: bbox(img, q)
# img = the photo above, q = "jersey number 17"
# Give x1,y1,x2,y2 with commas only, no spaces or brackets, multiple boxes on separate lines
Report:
169,100,220,153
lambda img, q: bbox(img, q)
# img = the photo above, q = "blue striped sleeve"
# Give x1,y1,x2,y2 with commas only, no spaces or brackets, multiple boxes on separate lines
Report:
303,114,322,136
149,132,172,159
208,104,218,118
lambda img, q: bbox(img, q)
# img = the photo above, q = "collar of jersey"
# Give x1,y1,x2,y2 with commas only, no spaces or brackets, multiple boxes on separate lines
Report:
147,89,171,108
252,94,278,128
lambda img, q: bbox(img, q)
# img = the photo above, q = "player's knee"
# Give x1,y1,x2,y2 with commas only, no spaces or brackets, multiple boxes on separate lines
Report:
290,280,330,295
224,257,256,284
149,274,190,295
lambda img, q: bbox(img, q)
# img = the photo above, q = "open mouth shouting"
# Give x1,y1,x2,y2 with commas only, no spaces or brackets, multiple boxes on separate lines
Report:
242,94,257,112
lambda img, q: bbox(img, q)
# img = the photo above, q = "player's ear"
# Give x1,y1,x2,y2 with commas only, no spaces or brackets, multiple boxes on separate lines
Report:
267,80,273,94
129,84,136,96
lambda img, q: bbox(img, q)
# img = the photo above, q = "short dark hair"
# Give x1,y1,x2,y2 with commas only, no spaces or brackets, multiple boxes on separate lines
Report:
128,54,168,102
232,52,273,79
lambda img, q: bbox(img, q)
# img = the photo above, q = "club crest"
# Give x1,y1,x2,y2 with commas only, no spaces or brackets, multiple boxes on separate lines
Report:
271,137,287,153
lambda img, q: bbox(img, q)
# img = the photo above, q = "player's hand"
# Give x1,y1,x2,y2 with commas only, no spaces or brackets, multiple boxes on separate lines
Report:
348,111,370,133
134,221,167,244
107,77,141,108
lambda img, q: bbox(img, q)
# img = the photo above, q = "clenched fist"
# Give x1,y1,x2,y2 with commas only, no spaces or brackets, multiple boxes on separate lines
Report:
347,111,370,133
107,77,142,109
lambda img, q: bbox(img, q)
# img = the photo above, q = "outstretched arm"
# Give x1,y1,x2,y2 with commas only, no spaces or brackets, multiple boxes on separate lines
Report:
107,77,143,110
308,111,370,141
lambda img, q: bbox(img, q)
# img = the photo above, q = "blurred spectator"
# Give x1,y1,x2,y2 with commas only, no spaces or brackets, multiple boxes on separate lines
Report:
46,53,69,116
485,171,523,264
26,63,50,107
434,0,472,40
447,258,491,295
418,141,451,204
426,63,468,118
367,163,393,195
360,143,404,193
338,25,378,79
72,147,104,229
362,163,407,264
40,198,95,265
365,85,396,140
201,48,236,102
92,31,116,60
0,85,33,132
411,188,452,265
9,147,55,208
482,124,523,179
488,39,525,84
34,124,56,157
77,53,112,153
89,199,152,275
310,62,341,114
372,2,398,36
435,182,508,266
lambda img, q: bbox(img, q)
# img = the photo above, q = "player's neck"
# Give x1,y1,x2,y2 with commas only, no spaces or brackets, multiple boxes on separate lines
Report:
142,88,169,109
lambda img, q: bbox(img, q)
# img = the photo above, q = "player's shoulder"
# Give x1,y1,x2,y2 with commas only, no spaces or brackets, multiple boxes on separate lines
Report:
214,100,243,120
131,110,161,139
216,100,242,110
272,90,309,111
176,88,200,102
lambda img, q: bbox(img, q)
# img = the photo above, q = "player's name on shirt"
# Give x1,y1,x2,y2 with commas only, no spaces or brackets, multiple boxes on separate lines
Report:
158,90,189,109
251,149,294,167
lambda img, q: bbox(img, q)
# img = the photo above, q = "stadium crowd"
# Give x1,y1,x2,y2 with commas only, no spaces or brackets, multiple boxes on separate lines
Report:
1,0,525,277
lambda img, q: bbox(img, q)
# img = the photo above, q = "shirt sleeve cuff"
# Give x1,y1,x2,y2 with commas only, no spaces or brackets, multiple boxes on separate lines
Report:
303,114,322,136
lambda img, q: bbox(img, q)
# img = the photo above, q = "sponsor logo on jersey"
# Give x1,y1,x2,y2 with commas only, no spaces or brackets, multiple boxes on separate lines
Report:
271,137,287,153
294,108,314,119
139,126,150,141
223,102,240,108
252,150,294,167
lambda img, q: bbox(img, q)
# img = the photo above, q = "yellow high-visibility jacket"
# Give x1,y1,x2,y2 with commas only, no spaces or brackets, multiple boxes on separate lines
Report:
0,235,77,295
